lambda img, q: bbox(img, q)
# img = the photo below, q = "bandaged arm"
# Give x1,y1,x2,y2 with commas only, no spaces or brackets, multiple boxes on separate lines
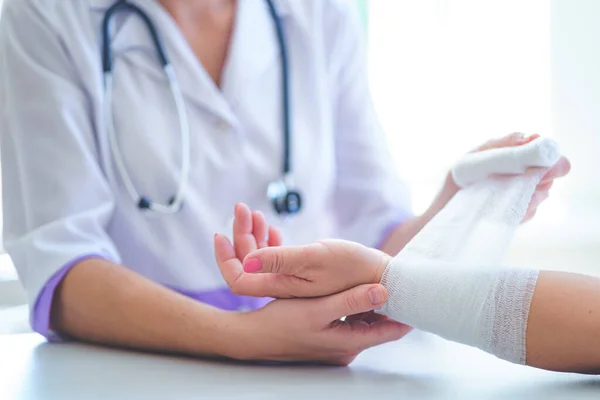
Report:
378,261,600,373
378,138,600,374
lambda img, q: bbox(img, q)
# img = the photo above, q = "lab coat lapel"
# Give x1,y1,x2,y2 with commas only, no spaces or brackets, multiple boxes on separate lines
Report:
90,0,237,124
221,0,291,107
90,0,158,62
145,1,238,123
90,0,177,87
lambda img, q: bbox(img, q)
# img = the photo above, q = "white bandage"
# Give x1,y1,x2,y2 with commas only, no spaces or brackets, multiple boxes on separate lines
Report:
377,138,562,364
452,137,561,188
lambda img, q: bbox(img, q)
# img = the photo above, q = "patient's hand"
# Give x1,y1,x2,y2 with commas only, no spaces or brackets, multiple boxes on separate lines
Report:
213,203,283,291
215,206,390,298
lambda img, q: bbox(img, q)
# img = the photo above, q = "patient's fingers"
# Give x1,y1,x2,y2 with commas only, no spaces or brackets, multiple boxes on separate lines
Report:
267,225,283,247
345,311,394,325
252,211,268,249
215,233,295,297
243,244,323,275
228,271,297,298
214,234,243,285
233,203,257,260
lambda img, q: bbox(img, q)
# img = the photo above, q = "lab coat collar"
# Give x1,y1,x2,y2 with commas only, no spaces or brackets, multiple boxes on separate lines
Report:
90,0,292,125
220,0,291,108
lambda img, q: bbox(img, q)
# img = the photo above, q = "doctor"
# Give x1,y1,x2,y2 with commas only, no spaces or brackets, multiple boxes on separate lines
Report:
0,0,569,364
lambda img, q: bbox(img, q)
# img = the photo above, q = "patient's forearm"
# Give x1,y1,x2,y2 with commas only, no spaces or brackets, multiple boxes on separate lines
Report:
526,271,600,373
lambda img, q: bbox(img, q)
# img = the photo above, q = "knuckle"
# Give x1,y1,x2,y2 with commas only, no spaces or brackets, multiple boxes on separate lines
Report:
271,252,284,274
314,241,335,256
298,245,322,271
229,283,242,295
299,245,319,264
344,295,362,315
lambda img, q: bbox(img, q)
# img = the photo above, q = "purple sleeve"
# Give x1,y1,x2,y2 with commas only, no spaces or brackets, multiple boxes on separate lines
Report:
32,254,108,341
373,210,415,251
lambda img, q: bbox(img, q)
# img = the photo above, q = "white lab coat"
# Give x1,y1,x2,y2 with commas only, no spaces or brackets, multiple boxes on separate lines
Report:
0,0,412,335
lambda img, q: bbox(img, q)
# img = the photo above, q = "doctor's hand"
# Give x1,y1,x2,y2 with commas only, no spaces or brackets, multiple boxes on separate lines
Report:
434,133,571,223
229,283,411,365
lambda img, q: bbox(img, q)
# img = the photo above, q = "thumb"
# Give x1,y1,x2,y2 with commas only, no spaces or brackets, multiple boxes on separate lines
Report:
242,243,326,275
319,284,388,323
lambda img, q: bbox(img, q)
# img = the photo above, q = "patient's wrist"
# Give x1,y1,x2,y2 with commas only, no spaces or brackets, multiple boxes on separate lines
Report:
374,254,392,284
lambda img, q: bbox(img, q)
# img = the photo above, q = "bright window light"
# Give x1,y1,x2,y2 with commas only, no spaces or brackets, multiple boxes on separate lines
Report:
367,0,551,215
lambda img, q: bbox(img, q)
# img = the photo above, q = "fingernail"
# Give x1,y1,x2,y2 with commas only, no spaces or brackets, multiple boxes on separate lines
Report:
368,287,384,305
243,258,262,273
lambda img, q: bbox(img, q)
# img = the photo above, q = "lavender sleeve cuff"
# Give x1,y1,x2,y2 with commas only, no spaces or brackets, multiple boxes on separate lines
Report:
373,209,415,251
32,254,108,341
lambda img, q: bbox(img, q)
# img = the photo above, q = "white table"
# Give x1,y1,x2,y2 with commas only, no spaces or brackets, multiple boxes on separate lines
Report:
1,331,598,399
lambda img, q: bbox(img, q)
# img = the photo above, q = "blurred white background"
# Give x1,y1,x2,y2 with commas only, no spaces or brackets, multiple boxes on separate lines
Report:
367,0,600,249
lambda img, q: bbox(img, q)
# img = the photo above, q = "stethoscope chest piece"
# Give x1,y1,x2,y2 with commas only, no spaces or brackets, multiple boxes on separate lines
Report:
267,179,302,216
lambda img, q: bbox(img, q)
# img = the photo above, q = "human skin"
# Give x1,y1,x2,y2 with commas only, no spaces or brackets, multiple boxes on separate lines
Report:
218,229,600,374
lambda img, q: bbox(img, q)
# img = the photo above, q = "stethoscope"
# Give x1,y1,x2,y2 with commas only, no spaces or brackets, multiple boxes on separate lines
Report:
102,0,302,216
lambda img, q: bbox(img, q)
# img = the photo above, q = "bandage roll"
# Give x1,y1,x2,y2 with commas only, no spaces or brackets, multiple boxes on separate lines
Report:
451,137,561,188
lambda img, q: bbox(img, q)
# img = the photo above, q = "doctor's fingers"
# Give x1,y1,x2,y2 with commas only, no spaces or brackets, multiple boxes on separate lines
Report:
526,189,550,214
475,132,538,152
311,284,389,325
522,189,550,223
540,156,571,185
316,285,410,350
331,318,413,352
345,311,395,324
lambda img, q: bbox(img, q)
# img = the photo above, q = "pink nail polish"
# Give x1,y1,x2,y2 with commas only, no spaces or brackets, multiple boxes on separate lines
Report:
243,258,262,273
